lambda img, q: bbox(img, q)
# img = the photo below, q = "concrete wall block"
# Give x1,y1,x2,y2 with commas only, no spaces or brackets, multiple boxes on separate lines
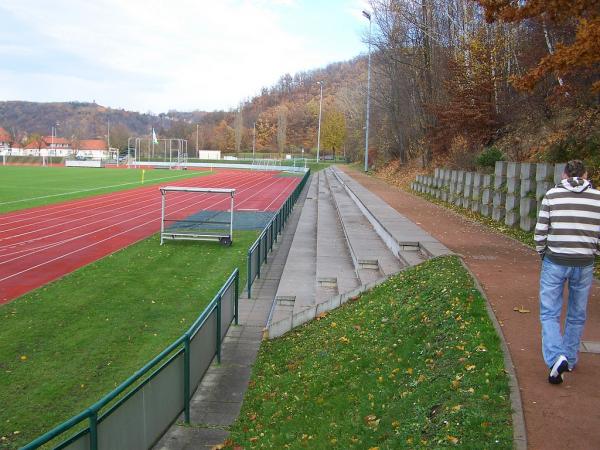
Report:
505,210,519,227
471,187,481,202
520,162,536,180
435,189,442,199
507,162,521,179
495,161,508,177
505,194,519,212
481,189,492,205
464,171,474,185
451,170,458,182
535,163,554,181
520,215,536,232
507,177,520,194
434,168,440,178
554,163,566,184
462,197,471,209
521,178,535,197
457,170,466,184
493,176,506,190
481,204,492,217
456,183,464,195
441,191,448,202
492,207,506,222
471,201,481,213
473,173,483,187
463,184,473,198
444,169,451,181
519,197,537,217
493,192,506,208
483,174,493,188
536,181,553,200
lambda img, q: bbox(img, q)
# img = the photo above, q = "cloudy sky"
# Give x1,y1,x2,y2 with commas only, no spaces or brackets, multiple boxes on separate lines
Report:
0,0,370,113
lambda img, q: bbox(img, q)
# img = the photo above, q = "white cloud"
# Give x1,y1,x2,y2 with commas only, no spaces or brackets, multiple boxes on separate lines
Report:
0,0,362,112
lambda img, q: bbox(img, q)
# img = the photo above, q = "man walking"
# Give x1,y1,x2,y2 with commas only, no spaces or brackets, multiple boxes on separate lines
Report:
535,160,600,384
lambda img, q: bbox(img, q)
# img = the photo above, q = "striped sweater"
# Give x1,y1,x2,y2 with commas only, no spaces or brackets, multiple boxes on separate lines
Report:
535,177,600,266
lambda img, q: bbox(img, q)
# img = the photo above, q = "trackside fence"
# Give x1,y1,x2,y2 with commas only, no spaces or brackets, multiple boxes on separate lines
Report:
246,169,311,298
23,269,240,450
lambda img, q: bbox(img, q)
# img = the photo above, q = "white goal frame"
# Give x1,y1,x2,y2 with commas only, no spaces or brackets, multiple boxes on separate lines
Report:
159,186,235,245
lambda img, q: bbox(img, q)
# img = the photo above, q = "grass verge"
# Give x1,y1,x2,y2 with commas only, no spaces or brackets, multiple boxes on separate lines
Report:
226,256,512,449
0,231,257,449
0,166,209,213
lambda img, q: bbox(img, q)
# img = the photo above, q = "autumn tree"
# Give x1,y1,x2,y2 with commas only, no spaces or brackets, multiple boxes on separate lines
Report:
276,105,288,155
321,108,347,160
475,0,600,92
234,105,243,156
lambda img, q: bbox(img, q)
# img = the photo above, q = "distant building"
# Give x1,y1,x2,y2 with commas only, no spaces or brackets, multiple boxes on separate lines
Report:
0,127,12,151
23,136,72,156
75,139,108,159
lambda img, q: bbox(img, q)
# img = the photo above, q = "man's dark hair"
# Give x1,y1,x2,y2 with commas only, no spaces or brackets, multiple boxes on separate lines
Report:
564,160,586,178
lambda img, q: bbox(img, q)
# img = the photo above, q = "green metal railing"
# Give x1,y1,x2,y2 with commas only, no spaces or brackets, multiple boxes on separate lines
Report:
23,269,240,450
246,169,310,298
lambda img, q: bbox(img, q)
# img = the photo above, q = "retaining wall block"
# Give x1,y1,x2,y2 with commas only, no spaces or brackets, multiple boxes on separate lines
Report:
520,215,536,232
481,204,492,217
464,171,474,186
507,162,521,179
493,191,506,208
505,194,519,212
536,181,553,200
463,183,473,198
493,176,506,190
481,189,493,205
536,163,554,181
451,170,458,183
473,173,483,188
483,174,493,188
495,161,508,177
444,169,451,182
521,162,536,180
505,210,519,227
492,207,506,222
554,163,566,184
507,177,520,195
457,170,466,184
471,186,481,202
462,197,471,209
441,191,448,202
471,201,481,213
435,190,442,199
521,178,535,197
520,197,537,219
434,168,440,178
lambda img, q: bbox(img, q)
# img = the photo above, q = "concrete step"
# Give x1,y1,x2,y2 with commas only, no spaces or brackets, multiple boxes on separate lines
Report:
315,171,360,303
270,175,318,324
324,169,404,284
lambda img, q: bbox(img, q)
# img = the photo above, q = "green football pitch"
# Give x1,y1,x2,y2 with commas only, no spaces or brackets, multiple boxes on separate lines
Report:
0,166,209,214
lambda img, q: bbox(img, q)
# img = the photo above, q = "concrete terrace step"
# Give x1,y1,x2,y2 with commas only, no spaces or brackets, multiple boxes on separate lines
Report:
270,174,318,323
325,169,404,284
315,171,360,303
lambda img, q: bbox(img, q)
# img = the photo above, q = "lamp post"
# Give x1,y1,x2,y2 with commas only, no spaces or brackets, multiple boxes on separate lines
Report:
316,81,324,163
252,121,256,161
196,123,199,156
362,9,372,172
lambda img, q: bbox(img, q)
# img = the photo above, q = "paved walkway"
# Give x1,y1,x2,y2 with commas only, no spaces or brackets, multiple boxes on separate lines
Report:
341,166,600,450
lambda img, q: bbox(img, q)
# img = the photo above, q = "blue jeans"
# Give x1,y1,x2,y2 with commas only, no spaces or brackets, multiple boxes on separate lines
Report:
539,258,594,368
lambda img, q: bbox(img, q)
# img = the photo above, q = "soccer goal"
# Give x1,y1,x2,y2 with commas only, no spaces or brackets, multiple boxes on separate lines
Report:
159,186,235,246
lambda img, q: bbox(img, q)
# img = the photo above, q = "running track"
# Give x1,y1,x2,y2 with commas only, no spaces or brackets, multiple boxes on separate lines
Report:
0,169,300,304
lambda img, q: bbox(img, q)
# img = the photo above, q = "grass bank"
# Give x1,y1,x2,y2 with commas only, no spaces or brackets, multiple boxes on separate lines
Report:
226,256,512,449
0,231,257,448
0,166,208,213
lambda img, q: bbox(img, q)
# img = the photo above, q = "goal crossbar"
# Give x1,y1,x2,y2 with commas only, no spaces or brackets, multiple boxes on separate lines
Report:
160,186,235,245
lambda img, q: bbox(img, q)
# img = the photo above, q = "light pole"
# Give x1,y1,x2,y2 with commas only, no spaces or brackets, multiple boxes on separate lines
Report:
196,123,199,156
252,122,256,160
316,81,324,163
362,9,372,172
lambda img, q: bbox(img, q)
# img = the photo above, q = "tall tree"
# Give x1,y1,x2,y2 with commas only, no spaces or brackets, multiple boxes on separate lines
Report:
276,105,288,155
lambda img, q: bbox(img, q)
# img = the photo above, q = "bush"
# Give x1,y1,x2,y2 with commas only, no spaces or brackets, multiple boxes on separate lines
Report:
544,134,600,186
476,146,504,169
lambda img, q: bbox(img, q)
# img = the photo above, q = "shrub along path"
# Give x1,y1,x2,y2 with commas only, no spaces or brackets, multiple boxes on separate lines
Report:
341,166,600,450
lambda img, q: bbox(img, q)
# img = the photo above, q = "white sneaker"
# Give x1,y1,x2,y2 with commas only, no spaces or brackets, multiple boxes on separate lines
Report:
548,355,568,384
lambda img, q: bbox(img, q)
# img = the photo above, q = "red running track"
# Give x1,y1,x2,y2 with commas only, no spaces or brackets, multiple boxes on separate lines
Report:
0,169,300,304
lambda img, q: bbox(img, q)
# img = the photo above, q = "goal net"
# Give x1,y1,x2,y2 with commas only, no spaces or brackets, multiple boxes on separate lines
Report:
159,186,235,246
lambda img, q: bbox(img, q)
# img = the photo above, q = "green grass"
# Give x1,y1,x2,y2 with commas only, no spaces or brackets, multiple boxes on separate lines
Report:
226,256,512,449
0,166,209,213
0,231,258,449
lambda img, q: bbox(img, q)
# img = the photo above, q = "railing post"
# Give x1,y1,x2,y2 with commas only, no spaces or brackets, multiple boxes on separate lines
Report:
234,271,239,326
257,245,261,279
263,233,268,263
247,250,252,299
184,335,191,423
216,295,222,364
89,412,98,450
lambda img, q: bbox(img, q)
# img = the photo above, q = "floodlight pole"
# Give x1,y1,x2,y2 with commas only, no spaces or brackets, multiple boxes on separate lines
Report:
316,81,323,163
363,10,372,172
196,123,199,156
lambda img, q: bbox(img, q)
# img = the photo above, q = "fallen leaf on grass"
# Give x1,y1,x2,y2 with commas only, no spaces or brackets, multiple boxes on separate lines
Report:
446,435,460,445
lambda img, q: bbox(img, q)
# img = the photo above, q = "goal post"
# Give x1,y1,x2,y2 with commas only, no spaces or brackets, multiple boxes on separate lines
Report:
159,186,235,246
